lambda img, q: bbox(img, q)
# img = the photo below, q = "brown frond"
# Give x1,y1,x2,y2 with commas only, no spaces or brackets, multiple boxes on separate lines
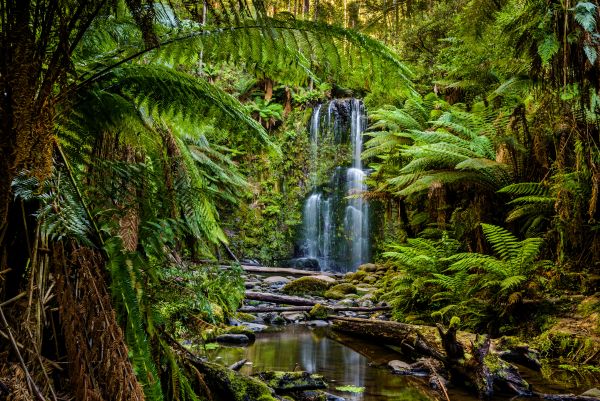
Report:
56,247,145,401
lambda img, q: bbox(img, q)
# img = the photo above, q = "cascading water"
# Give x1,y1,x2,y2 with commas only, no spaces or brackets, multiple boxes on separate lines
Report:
296,99,370,272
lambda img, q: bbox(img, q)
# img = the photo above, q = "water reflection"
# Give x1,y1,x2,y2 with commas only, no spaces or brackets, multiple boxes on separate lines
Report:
205,325,436,401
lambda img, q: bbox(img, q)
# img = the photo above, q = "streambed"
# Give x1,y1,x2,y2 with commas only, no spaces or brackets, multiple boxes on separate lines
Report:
201,325,588,401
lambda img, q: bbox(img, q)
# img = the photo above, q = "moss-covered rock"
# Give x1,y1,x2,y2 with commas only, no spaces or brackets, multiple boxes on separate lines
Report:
309,303,331,319
199,361,279,401
256,371,327,392
330,283,357,294
323,290,345,300
223,325,257,341
236,312,258,322
282,277,332,296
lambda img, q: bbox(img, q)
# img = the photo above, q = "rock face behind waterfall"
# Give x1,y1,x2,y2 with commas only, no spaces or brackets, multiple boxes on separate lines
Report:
295,99,370,273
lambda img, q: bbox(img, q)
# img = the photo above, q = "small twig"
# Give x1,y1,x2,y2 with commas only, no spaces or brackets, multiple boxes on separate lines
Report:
0,292,26,307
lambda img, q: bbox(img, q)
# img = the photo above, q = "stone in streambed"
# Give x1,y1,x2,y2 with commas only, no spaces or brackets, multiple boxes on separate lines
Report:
264,276,290,285
388,360,413,374
281,311,307,322
256,371,327,392
282,276,333,296
309,303,331,319
216,334,251,344
581,389,600,397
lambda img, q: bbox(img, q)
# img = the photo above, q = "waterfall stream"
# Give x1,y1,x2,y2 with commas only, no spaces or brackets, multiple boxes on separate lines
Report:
298,99,370,273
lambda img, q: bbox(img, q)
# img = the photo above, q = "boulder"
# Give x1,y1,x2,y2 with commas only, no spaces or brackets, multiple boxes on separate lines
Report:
388,360,412,374
282,276,333,296
281,312,307,322
581,389,600,398
359,263,378,272
256,371,327,392
215,334,251,344
264,276,291,285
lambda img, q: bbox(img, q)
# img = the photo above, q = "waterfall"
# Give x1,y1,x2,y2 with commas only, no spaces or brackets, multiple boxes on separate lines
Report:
296,99,370,272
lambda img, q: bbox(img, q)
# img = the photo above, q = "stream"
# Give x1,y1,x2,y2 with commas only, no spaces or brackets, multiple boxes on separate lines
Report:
202,325,590,401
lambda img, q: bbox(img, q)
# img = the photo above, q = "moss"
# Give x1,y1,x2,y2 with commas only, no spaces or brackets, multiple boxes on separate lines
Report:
536,330,600,364
309,303,331,319
282,277,332,296
323,290,344,300
222,326,256,341
329,283,357,294
201,361,279,401
449,316,461,330
236,312,258,322
256,371,326,391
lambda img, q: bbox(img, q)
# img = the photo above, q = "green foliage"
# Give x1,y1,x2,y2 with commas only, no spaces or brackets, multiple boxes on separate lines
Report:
380,225,551,331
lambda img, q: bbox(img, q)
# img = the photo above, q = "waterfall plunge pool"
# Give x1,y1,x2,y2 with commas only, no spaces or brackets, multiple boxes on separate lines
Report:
200,325,581,401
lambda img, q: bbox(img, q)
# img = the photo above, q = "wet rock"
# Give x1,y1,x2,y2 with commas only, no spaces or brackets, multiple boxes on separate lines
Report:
272,315,286,325
429,374,449,391
285,258,321,271
325,393,346,401
336,299,358,307
362,275,378,284
359,263,378,272
257,371,327,391
282,277,333,296
312,274,337,284
581,389,600,397
305,320,330,327
309,303,331,319
264,276,291,285
245,281,260,289
360,300,374,308
241,322,268,332
216,334,251,344
388,360,412,374
281,311,307,322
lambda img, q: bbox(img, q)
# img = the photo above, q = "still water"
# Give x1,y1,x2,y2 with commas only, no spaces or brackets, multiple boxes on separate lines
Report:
203,325,596,401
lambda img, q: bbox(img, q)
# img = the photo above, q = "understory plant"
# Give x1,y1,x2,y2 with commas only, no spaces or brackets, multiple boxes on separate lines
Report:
380,224,551,333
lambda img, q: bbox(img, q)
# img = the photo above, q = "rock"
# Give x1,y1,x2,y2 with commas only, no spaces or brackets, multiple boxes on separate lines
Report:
429,375,449,391
284,258,321,271
336,299,358,307
359,263,378,272
362,275,378,284
323,290,345,300
312,275,337,284
282,277,333,296
245,281,261,289
256,371,327,391
329,283,357,294
272,315,286,325
360,300,374,308
581,389,600,397
216,334,251,344
325,393,346,401
305,320,330,327
264,276,291,285
241,322,268,332
309,304,332,319
388,360,413,374
281,312,307,322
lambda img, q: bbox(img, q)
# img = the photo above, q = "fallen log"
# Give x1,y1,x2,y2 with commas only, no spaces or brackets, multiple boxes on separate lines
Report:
238,265,334,276
244,291,317,306
330,316,447,361
238,305,390,313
